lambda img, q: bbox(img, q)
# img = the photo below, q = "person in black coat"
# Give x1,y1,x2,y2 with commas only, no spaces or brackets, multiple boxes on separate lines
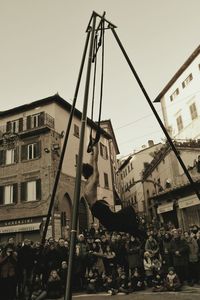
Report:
17,239,35,298
46,270,62,299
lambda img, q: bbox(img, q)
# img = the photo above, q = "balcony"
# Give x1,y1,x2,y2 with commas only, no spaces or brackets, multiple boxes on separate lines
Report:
0,112,55,139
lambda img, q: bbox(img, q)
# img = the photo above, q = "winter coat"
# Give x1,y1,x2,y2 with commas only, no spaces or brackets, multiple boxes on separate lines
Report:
125,239,142,269
185,237,199,263
169,237,189,266
0,253,17,278
17,245,34,270
145,238,159,257
46,278,62,299
165,273,181,290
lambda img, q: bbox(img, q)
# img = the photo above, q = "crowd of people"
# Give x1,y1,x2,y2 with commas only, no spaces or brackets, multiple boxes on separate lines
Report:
1,220,200,300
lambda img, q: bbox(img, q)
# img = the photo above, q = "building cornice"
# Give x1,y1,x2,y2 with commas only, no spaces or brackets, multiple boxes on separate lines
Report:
154,44,200,103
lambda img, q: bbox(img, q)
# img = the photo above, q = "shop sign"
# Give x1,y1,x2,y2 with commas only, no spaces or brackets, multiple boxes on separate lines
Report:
0,223,41,234
157,202,173,214
178,195,200,209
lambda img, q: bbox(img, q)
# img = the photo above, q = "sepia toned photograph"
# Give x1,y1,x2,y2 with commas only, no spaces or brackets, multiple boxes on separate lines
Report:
0,1,200,299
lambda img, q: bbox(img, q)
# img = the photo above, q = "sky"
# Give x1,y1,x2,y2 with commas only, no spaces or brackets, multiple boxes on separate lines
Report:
0,1,200,157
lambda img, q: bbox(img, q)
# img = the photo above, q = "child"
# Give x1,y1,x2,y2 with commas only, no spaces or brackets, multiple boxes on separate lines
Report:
58,261,68,294
31,275,46,300
46,270,62,299
164,267,181,291
130,268,145,291
143,251,154,287
152,273,165,292
117,271,130,294
85,269,98,294
104,275,118,295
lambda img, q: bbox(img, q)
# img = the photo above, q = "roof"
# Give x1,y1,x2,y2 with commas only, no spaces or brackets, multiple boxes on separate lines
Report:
100,119,120,154
0,93,112,140
154,44,200,103
118,155,132,171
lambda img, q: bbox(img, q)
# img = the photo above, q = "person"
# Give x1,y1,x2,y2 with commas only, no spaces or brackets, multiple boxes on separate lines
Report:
164,267,181,291
82,143,146,239
0,246,18,300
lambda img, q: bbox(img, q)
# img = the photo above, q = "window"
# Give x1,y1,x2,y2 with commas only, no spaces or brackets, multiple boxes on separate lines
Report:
189,102,198,120
31,114,40,128
131,162,133,170
170,88,179,101
21,179,41,202
128,165,130,173
104,173,109,188
176,115,183,132
27,112,44,130
21,141,41,161
74,124,79,138
182,73,193,88
0,148,18,165
100,143,108,160
0,184,18,205
6,149,15,164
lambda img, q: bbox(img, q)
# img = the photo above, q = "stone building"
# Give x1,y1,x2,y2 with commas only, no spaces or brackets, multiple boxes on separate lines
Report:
142,140,200,230
0,94,118,243
154,44,200,140
118,140,162,215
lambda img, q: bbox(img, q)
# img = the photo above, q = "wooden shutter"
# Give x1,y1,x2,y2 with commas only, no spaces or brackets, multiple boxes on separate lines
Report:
21,182,27,202
21,144,28,161
27,115,31,130
0,150,5,165
14,147,19,163
0,186,4,205
38,112,45,126
13,184,18,204
19,118,23,132
35,141,41,158
36,179,41,200
6,121,11,132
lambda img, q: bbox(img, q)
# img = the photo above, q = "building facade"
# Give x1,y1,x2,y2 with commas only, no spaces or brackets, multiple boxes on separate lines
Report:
154,44,200,140
142,140,200,230
118,141,162,215
0,94,118,243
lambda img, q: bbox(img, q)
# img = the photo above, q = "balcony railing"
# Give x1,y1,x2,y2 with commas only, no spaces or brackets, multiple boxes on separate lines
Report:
0,112,55,138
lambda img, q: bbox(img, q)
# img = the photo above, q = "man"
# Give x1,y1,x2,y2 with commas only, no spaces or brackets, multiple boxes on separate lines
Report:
82,144,146,239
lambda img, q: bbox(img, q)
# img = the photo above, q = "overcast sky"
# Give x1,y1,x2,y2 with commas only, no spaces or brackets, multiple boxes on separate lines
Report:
0,1,200,156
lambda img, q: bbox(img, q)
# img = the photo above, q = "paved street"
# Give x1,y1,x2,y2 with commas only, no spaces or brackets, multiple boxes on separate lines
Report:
60,285,200,300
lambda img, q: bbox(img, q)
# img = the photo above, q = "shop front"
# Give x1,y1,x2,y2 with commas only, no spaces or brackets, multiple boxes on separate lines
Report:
157,201,178,228
0,216,43,244
178,195,200,230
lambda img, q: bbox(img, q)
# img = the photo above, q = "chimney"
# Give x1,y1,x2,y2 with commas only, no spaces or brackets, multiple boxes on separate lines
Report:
148,140,154,147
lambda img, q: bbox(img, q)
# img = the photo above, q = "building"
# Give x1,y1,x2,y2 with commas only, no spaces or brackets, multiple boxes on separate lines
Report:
118,140,162,215
0,94,118,243
154,44,200,140
142,140,200,230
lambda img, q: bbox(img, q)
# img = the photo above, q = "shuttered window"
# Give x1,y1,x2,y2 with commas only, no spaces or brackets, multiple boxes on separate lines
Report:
0,148,18,165
0,184,18,205
104,172,109,188
21,179,41,202
100,143,108,160
21,141,41,161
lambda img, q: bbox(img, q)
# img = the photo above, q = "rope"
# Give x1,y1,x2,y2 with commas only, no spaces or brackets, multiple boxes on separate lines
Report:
87,20,105,153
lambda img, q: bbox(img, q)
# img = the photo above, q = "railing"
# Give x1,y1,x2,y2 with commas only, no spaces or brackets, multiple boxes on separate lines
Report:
0,112,55,138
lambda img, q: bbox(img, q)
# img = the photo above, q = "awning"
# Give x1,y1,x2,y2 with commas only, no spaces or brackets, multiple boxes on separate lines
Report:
0,222,41,234
178,195,200,209
157,202,174,214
